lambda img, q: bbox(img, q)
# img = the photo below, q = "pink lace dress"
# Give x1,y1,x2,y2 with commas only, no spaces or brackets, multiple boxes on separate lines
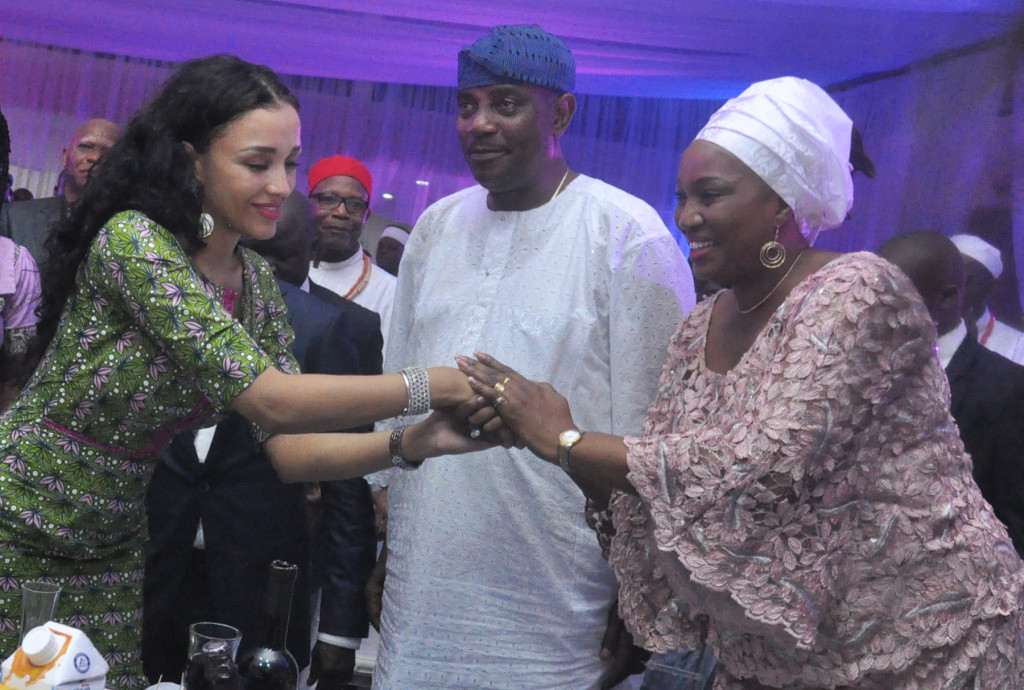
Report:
612,253,1024,688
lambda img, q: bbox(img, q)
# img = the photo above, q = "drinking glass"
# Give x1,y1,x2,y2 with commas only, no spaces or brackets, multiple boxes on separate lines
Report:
20,581,61,642
181,622,242,689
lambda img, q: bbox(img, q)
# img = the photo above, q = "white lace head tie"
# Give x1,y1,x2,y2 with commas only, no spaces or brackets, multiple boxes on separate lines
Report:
695,76,854,246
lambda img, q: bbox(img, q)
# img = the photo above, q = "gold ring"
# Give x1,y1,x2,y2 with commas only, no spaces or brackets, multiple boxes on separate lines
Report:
502,377,511,385
494,396,507,407
494,382,506,394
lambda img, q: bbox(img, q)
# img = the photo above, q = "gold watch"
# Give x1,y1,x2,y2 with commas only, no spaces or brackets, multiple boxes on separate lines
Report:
557,429,585,473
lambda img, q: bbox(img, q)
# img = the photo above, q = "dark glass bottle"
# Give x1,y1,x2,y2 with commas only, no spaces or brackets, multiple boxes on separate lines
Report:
238,561,299,690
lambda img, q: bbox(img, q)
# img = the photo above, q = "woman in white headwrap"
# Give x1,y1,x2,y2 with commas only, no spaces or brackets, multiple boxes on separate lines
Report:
459,77,1024,687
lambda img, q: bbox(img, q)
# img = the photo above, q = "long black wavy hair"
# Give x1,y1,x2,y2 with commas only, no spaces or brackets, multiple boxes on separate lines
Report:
32,54,300,364
0,106,10,210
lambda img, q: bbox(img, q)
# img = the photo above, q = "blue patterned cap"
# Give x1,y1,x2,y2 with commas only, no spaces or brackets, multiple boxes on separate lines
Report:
458,25,575,94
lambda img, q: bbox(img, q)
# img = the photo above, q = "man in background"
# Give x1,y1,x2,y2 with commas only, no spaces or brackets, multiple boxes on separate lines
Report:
307,156,396,348
252,191,382,687
949,233,1024,365
143,191,378,687
374,224,410,276
878,230,1024,557
0,107,42,411
0,118,118,270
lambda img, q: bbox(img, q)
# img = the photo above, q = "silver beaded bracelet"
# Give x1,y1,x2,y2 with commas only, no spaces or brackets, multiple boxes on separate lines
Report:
400,366,431,416
389,425,422,470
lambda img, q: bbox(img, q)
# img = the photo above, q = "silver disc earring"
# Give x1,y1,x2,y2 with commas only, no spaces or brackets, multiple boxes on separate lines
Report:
200,213,215,239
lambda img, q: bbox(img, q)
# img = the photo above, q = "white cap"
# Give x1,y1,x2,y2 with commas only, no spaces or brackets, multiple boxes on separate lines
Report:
379,225,410,246
950,234,1003,279
22,625,61,666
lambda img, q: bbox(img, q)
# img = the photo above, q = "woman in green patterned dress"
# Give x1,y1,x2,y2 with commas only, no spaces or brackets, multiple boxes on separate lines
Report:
0,56,480,684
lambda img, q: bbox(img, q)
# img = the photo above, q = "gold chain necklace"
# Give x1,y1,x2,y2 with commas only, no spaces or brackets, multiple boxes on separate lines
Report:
737,250,805,315
549,167,570,203
525,167,571,234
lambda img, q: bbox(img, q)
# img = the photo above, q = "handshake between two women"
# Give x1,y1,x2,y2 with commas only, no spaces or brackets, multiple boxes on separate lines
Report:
417,352,577,469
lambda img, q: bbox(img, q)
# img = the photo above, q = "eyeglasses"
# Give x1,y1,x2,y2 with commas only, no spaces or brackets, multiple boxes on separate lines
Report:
309,193,369,215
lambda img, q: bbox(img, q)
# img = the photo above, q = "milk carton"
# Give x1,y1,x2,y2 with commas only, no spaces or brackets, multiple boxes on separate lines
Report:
0,622,108,690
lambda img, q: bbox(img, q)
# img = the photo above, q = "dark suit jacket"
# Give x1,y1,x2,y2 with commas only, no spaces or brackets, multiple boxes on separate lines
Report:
0,196,66,271
946,336,1024,556
302,280,385,639
279,282,381,642
309,279,383,376
142,281,378,679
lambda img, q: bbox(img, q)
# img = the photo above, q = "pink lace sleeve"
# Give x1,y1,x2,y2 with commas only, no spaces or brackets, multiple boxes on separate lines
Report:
584,497,616,560
610,255,978,661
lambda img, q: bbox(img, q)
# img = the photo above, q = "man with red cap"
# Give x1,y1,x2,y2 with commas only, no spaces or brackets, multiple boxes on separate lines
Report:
307,155,396,346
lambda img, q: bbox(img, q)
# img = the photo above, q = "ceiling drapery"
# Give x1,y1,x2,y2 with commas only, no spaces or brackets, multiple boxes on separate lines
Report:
0,0,1019,98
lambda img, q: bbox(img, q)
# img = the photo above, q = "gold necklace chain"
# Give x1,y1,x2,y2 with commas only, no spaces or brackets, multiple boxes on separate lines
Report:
548,168,570,204
737,250,805,315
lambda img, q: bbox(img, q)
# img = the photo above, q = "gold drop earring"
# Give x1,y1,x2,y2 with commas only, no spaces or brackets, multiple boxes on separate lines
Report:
759,224,786,269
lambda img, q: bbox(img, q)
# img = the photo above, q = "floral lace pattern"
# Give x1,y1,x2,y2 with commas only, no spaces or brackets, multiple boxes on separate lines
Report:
612,253,1024,688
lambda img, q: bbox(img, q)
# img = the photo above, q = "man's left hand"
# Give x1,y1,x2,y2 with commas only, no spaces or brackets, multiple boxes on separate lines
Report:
598,603,649,690
307,642,355,689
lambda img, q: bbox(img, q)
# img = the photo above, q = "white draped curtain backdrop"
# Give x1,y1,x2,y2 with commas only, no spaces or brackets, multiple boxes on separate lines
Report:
1,34,1021,318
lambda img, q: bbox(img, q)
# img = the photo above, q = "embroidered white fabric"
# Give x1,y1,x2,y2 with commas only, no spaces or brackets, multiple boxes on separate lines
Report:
308,248,397,348
373,175,695,688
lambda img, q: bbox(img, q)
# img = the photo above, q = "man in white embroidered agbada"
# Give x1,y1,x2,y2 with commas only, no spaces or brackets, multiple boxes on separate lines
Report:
370,24,695,690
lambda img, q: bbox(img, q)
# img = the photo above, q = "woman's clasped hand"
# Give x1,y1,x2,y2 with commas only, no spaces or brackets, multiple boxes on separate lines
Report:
456,353,566,460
